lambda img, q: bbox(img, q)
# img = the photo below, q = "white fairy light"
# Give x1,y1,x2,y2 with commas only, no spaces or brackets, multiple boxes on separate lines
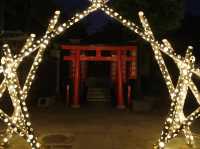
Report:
159,142,165,148
0,1,106,148
83,2,200,148
0,1,199,148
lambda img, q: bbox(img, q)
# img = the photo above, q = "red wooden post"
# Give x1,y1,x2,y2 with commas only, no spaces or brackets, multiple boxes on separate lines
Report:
122,51,127,83
62,45,137,109
129,48,137,79
110,54,117,81
69,51,75,80
81,52,87,81
128,85,131,107
66,84,70,106
117,50,125,109
73,50,80,108
96,48,101,57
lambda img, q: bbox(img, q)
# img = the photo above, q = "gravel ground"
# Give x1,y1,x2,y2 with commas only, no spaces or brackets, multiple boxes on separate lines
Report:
0,102,200,149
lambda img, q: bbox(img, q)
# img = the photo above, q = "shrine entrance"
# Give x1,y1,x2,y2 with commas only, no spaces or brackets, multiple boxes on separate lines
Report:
61,45,137,109
86,61,111,104
87,61,110,77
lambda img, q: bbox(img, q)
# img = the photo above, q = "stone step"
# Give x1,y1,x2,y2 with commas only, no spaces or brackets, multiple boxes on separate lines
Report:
87,94,111,98
86,77,111,87
87,96,111,100
87,92,110,95
87,92,110,96
87,98,111,102
87,87,111,102
87,88,110,91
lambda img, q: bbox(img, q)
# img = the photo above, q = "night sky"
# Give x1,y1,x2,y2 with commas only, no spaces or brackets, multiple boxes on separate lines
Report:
54,0,200,16
53,0,200,34
1,0,200,35
53,0,111,34
185,0,200,16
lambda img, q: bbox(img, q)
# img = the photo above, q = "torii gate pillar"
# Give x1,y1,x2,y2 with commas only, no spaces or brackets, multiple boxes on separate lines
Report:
72,50,81,108
116,50,125,109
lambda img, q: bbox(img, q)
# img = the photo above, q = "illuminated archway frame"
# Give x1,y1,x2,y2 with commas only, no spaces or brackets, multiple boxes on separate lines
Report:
0,0,199,148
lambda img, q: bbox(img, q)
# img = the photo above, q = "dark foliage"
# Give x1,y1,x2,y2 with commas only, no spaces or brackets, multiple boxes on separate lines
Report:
110,0,184,35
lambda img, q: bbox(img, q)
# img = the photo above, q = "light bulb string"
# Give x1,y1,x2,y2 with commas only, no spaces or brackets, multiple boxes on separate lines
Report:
156,43,195,146
0,3,102,99
0,1,199,148
99,4,200,113
1,44,40,147
22,2,103,100
99,4,200,79
0,3,105,148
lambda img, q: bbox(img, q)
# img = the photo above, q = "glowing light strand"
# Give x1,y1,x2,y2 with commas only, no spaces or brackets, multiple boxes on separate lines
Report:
98,4,200,78
0,0,199,148
91,2,200,148
138,12,196,148
0,1,105,148
138,12,200,149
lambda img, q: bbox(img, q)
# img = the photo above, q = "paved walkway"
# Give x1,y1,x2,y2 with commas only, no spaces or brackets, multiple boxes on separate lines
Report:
1,103,200,149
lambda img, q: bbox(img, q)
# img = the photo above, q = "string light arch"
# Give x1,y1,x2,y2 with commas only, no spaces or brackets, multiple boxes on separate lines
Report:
0,0,199,148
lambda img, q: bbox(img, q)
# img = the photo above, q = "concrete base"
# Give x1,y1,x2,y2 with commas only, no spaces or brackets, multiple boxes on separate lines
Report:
116,105,126,109
71,105,80,108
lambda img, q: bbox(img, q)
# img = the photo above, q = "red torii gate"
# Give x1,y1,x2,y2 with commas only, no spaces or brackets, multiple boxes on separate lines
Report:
61,44,137,109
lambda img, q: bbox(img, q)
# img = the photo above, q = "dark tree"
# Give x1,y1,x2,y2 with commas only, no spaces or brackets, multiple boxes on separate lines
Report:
110,0,184,34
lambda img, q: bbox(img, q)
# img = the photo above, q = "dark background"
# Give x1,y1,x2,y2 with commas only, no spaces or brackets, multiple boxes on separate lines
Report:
1,0,200,36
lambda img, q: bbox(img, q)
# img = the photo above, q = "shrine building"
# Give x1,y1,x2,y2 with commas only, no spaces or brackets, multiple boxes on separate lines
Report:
61,44,138,109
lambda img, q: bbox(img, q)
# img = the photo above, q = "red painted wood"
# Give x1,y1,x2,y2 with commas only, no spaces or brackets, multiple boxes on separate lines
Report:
61,44,137,108
63,56,136,62
66,85,70,106
110,53,117,82
117,50,125,109
96,48,101,57
73,50,80,108
61,45,137,51
122,51,127,83
63,57,75,61
130,46,137,79
128,85,132,106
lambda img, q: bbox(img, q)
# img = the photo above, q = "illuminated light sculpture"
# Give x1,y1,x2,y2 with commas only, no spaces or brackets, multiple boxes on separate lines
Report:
1,0,199,148
102,8,199,149
84,1,200,148
0,1,107,148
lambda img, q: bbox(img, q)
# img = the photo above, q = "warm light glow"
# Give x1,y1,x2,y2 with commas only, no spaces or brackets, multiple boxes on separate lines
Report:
0,2,104,148
71,3,200,147
89,0,109,3
1,1,199,149
82,2,200,149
